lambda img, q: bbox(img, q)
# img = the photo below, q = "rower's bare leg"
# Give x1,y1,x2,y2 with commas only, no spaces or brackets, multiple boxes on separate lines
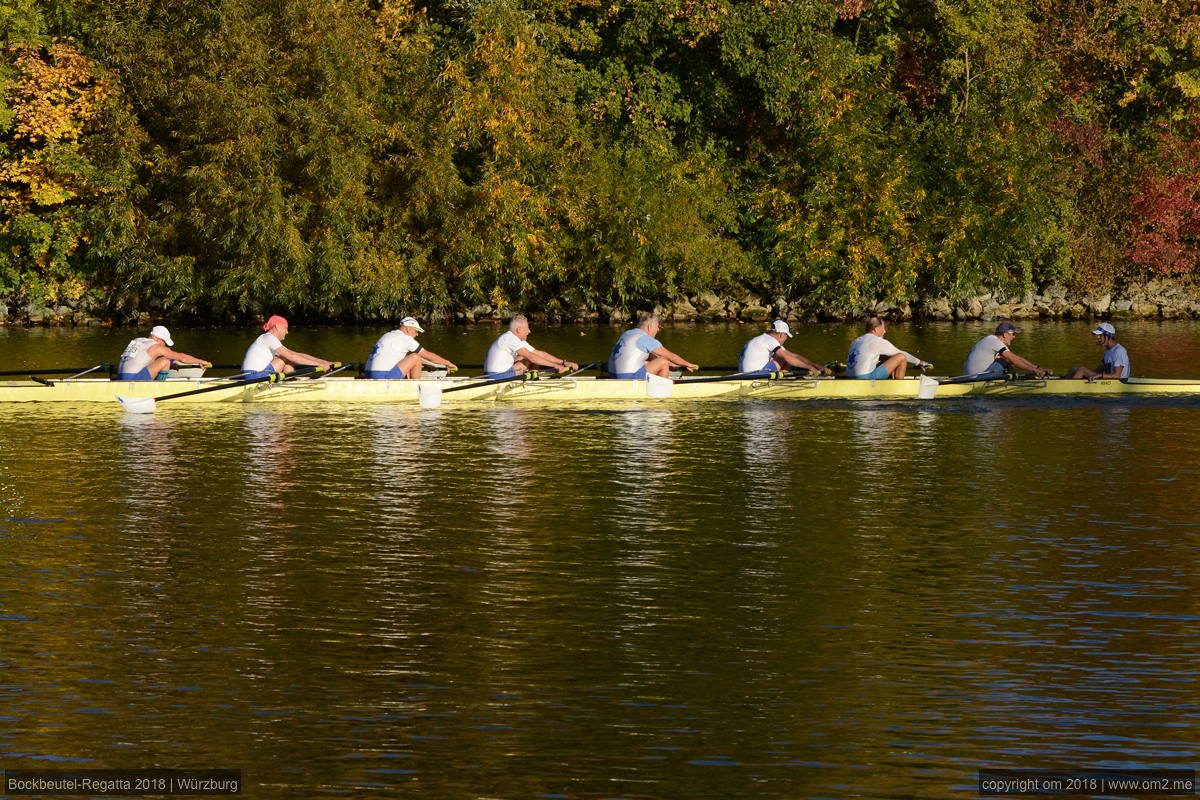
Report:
271,357,293,374
1063,366,1092,379
511,354,536,373
398,352,424,379
881,353,908,379
148,356,172,378
645,355,671,377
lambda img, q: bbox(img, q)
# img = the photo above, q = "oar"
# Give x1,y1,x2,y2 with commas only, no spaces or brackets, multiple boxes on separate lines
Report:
442,371,539,394
319,361,356,377
0,364,112,377
29,363,113,386
418,370,541,409
554,360,600,378
687,361,846,373
937,372,1011,386
675,369,785,385
117,366,322,413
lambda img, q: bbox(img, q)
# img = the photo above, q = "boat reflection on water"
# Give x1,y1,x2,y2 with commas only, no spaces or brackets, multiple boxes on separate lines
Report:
481,408,535,530
242,408,298,510
737,403,790,512
365,407,444,520
608,408,674,522
116,412,182,527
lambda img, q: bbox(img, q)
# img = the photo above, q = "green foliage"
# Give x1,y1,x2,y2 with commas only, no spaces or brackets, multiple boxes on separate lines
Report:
0,0,1196,320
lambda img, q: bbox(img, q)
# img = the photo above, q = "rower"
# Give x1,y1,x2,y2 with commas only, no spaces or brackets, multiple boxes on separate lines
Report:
738,320,830,375
484,315,578,378
1063,322,1130,380
363,317,456,379
608,313,699,378
117,325,211,381
846,316,931,379
962,321,1051,378
242,315,337,378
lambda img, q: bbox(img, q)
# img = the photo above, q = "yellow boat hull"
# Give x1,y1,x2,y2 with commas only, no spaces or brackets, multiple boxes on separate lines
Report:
0,375,1198,405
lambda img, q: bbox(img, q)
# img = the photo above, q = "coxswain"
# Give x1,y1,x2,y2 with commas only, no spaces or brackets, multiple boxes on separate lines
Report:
1063,322,1130,380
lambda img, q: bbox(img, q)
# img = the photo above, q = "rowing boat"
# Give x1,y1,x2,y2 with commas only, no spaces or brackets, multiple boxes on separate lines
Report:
2,374,1199,405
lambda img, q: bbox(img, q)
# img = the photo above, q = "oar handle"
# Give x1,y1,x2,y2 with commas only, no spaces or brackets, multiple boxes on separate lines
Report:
441,371,536,395
556,360,600,378
675,369,785,385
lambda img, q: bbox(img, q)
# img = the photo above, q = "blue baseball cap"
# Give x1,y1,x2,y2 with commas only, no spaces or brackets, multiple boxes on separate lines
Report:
996,322,1022,335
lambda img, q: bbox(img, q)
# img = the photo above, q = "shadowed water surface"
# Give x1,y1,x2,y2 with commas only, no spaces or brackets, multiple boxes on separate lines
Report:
2,323,1199,798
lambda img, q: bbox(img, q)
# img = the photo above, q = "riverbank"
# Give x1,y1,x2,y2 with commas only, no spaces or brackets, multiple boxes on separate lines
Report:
4,279,1200,327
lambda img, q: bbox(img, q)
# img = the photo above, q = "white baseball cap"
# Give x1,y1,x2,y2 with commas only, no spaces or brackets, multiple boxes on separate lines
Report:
1091,322,1116,336
400,316,425,333
150,325,174,346
770,320,792,338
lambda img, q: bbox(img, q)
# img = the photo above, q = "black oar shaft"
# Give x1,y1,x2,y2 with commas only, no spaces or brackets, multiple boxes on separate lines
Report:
561,360,600,378
675,370,783,385
441,371,533,394
938,372,1010,385
152,366,320,403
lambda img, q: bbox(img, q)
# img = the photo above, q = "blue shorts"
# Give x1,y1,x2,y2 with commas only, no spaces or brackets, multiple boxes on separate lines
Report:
365,366,406,380
853,365,891,380
241,365,279,380
613,367,648,380
117,368,154,381
483,369,520,380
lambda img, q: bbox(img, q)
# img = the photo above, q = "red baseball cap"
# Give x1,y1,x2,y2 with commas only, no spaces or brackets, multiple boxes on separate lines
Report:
263,315,288,331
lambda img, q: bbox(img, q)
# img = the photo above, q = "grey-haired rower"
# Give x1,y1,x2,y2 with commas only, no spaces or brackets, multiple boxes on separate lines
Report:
484,315,578,378
1063,322,1130,381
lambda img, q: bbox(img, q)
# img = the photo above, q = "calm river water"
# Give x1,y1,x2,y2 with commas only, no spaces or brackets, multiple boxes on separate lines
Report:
2,320,1199,799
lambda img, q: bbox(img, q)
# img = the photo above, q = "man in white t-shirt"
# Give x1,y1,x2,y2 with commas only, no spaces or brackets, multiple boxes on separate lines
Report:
846,317,931,379
484,315,578,378
738,320,831,375
364,317,456,379
117,325,211,381
241,315,338,377
1063,322,1130,380
962,321,1051,377
607,313,699,379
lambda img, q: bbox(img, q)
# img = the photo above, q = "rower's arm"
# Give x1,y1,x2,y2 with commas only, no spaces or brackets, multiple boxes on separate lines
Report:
650,345,698,371
420,349,457,370
275,345,333,369
778,349,828,374
157,346,211,367
1001,350,1051,376
529,348,576,371
1096,364,1125,379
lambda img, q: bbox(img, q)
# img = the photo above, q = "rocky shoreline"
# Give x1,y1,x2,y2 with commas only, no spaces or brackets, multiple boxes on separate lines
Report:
4,280,1200,326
